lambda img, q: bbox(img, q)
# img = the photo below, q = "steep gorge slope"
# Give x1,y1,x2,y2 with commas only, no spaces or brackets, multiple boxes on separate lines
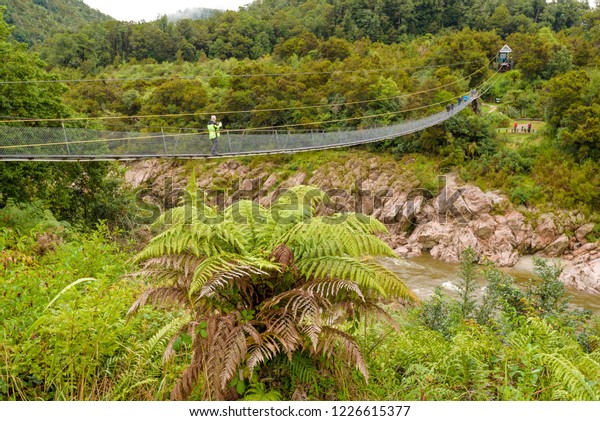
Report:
0,0,111,44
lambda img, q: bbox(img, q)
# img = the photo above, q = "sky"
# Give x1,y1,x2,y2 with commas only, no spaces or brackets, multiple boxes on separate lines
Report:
82,0,253,22
83,0,598,24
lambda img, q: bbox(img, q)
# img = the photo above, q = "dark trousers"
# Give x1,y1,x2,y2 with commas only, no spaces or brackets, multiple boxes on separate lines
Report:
211,137,219,154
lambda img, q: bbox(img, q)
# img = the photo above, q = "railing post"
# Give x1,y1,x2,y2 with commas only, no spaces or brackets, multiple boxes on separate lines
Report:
173,128,182,155
227,131,232,153
161,128,168,155
275,130,280,150
61,122,71,156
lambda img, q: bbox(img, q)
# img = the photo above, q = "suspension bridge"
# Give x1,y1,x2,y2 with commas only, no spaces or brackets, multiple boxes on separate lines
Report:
0,95,479,162
0,52,505,162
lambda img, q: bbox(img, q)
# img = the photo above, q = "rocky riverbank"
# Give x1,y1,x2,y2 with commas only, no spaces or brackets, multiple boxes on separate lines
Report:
124,155,599,293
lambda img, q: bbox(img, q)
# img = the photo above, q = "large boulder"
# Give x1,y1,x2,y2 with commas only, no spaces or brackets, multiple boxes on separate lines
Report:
469,214,497,240
531,214,560,251
430,227,480,263
408,221,451,249
505,210,533,252
433,175,492,222
541,234,570,257
560,246,600,294
576,223,596,243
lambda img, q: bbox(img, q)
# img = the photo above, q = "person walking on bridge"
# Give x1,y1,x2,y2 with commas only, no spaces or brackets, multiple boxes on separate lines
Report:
207,115,222,155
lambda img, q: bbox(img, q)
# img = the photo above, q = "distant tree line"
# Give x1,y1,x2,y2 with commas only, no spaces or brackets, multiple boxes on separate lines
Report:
34,0,595,71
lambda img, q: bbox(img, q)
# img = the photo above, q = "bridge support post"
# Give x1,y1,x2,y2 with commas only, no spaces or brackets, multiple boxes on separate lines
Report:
161,128,168,155
61,122,71,156
173,128,182,155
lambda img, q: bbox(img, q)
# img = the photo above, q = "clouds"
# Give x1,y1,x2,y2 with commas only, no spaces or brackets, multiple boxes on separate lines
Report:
82,0,251,22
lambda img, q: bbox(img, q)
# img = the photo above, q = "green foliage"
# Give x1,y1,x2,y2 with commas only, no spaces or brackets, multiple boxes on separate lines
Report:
0,0,111,45
456,247,479,319
0,199,68,236
508,176,545,206
0,162,135,229
420,286,455,338
0,9,135,229
558,103,600,161
541,69,591,131
350,251,600,402
1,225,131,400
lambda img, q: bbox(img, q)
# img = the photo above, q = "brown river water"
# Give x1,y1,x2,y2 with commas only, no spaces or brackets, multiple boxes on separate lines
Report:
384,254,600,313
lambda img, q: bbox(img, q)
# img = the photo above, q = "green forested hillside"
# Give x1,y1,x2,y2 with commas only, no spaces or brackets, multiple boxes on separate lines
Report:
35,0,597,69
0,0,111,45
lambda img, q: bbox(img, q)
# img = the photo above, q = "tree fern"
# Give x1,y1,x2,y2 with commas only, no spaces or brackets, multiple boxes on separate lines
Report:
129,183,417,400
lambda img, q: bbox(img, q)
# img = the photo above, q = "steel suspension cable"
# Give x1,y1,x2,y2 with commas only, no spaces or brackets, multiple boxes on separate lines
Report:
0,56,497,125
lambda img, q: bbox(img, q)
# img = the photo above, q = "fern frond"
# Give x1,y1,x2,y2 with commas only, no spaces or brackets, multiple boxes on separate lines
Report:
190,253,279,297
135,222,246,263
242,382,282,401
285,353,321,385
267,311,303,348
354,301,401,333
304,279,364,301
127,286,189,316
540,353,599,400
270,185,328,220
133,253,203,288
262,289,329,325
317,326,368,381
171,356,202,400
280,218,396,260
219,324,249,389
142,315,192,359
140,254,202,278
297,256,418,302
247,334,285,373
327,212,388,235
224,199,269,249
300,323,322,350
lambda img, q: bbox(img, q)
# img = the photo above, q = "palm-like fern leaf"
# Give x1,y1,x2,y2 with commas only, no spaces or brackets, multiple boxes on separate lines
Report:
297,256,418,302
134,222,246,262
304,279,364,301
128,286,190,316
262,289,329,326
279,216,395,259
224,199,269,249
247,334,286,373
317,326,369,381
270,185,328,220
191,253,280,297
540,353,599,400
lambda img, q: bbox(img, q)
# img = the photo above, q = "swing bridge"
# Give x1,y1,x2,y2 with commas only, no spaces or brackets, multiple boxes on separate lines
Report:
0,96,481,162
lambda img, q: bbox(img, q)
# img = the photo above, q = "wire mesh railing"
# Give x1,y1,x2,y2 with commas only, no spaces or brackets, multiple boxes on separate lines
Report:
0,96,475,161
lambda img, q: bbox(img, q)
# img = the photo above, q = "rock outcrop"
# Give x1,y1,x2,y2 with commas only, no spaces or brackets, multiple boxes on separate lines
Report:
124,156,599,293
560,243,600,294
